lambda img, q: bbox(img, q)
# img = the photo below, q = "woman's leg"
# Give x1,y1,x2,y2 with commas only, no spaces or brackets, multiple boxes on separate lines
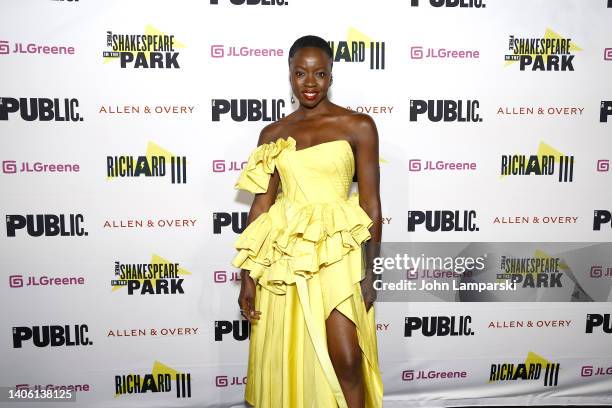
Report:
326,308,365,408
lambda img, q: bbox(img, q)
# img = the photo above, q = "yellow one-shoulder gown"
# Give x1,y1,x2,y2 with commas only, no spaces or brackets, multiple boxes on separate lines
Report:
231,136,383,408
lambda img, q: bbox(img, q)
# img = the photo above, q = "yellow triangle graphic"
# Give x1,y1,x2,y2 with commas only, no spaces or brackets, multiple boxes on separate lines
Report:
347,27,373,48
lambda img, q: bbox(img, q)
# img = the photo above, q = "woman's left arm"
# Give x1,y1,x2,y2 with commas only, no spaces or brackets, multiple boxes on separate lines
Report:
353,114,382,312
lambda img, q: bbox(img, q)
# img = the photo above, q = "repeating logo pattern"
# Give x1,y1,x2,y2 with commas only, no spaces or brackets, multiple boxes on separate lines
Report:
3,3,612,408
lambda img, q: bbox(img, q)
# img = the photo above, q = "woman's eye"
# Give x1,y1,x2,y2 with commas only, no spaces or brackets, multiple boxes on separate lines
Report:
317,72,325,77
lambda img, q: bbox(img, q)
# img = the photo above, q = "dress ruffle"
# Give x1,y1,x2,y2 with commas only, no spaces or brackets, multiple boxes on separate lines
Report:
234,137,296,194
231,192,373,294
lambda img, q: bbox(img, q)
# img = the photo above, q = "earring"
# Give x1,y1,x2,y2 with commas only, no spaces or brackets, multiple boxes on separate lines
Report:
291,95,295,104
330,76,333,86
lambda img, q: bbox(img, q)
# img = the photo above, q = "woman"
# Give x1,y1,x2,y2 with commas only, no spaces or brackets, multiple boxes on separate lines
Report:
232,35,383,408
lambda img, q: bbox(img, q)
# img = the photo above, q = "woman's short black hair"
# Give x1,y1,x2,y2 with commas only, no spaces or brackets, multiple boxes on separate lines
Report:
288,35,333,66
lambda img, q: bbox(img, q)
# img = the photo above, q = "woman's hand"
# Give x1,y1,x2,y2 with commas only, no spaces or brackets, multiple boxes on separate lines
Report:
360,273,377,312
238,271,261,323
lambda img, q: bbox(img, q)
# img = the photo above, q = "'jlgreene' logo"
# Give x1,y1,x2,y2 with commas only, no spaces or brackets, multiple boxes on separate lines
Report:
103,26,185,69
0,40,75,55
504,29,582,71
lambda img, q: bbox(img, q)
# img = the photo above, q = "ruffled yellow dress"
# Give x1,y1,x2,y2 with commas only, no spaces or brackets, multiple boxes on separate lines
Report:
231,136,383,408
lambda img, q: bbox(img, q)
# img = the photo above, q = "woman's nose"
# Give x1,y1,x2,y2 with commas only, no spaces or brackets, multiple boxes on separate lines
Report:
304,74,317,86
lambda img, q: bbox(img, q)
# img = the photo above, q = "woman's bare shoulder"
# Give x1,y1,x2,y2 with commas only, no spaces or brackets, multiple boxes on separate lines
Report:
258,112,300,145
334,108,377,143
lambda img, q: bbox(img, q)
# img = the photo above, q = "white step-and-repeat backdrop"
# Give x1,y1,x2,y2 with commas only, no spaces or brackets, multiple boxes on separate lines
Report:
1,0,611,407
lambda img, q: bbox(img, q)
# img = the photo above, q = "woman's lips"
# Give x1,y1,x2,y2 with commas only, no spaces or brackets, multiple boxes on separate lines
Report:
302,90,319,101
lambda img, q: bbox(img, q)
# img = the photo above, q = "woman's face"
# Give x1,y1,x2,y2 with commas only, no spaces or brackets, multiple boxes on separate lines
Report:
289,47,332,108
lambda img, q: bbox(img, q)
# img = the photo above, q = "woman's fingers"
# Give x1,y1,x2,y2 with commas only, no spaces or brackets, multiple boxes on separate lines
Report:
247,299,261,320
240,299,261,323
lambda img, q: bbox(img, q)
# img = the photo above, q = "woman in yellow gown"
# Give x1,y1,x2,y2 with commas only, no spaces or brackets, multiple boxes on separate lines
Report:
232,35,383,408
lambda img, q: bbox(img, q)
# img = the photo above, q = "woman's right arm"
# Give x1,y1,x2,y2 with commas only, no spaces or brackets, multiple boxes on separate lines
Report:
237,128,280,323
244,126,281,231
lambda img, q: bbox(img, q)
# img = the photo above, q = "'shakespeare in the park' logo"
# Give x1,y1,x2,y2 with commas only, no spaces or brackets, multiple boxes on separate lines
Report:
103,26,185,69
504,29,582,71
106,142,187,184
111,255,191,296
115,361,191,399
497,254,565,288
